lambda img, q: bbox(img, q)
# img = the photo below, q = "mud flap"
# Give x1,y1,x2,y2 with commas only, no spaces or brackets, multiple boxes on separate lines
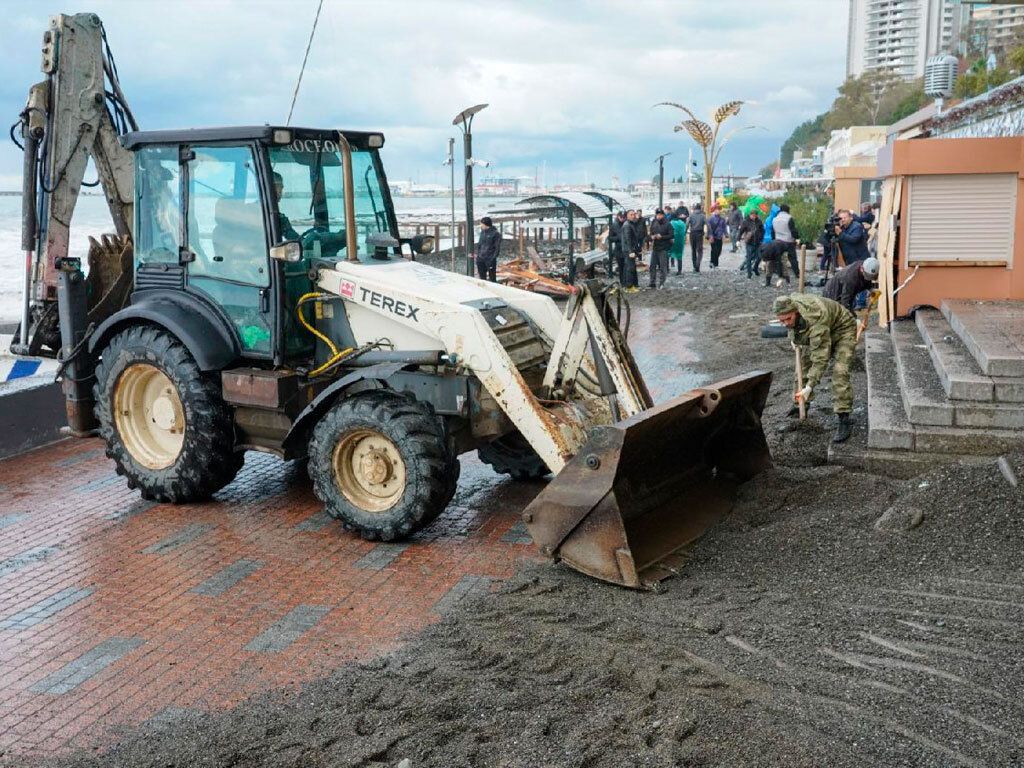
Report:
522,371,773,589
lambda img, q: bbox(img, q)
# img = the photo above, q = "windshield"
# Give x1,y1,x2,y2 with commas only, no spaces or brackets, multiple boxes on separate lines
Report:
268,141,391,261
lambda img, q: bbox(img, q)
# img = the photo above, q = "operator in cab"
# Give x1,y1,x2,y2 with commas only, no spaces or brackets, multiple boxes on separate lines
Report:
272,172,300,241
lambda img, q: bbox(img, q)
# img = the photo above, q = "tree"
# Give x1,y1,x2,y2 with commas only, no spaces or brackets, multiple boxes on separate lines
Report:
954,58,1014,99
823,71,924,132
757,161,778,178
780,113,827,168
780,188,832,245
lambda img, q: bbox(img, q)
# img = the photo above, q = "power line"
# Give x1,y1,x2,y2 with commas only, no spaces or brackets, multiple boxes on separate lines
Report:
286,0,325,126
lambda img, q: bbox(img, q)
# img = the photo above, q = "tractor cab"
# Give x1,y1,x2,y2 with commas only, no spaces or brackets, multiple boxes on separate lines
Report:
123,126,402,365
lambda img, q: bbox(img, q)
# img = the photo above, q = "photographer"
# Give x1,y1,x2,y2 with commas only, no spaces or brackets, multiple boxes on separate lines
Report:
833,209,870,264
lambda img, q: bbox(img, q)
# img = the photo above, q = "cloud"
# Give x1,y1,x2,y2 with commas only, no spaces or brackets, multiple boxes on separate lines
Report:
0,0,849,187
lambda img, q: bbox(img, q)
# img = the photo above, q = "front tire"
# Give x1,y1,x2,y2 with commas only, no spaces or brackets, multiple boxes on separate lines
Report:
93,325,243,502
308,390,458,540
477,431,549,480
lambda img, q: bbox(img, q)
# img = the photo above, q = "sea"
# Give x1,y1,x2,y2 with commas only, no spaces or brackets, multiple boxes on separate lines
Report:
0,194,522,322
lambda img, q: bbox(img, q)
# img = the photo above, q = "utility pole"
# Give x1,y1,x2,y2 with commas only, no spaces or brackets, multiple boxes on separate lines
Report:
686,147,692,204
654,152,671,210
453,104,488,276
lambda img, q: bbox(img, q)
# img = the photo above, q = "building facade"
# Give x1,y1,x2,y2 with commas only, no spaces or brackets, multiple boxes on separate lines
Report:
969,2,1024,59
847,0,970,79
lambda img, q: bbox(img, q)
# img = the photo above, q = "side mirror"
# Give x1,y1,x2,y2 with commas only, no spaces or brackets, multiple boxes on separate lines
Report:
270,241,302,262
409,234,435,254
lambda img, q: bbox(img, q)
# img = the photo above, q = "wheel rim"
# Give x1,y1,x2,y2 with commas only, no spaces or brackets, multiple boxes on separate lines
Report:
332,429,406,512
113,363,185,470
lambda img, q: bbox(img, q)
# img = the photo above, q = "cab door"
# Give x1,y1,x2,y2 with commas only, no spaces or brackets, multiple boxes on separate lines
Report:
183,144,274,357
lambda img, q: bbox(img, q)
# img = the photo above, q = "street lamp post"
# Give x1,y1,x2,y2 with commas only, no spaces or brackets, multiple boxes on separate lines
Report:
654,152,671,210
443,137,456,271
453,104,488,276
655,100,753,210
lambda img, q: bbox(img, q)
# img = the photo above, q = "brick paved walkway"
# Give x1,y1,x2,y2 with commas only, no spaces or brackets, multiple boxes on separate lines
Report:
0,305,698,758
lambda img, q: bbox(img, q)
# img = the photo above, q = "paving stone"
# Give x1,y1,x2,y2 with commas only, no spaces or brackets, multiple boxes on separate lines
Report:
74,474,123,493
104,498,158,522
54,449,103,468
353,543,409,570
244,605,332,653
190,559,264,597
499,520,533,544
0,513,27,531
293,509,332,532
0,546,59,578
29,637,144,694
434,575,496,614
141,524,214,555
0,587,94,630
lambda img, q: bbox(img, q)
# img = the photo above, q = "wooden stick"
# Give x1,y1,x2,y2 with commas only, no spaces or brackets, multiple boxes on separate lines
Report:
798,244,807,293
792,340,806,421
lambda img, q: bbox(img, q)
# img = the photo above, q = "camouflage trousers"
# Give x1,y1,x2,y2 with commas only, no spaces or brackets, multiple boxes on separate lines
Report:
797,328,857,414
827,329,857,414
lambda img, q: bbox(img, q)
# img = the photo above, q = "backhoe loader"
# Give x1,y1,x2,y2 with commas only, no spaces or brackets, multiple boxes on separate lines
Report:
9,13,772,589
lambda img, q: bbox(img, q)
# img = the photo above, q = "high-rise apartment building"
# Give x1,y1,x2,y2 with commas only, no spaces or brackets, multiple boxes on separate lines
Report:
969,3,1024,58
847,0,971,79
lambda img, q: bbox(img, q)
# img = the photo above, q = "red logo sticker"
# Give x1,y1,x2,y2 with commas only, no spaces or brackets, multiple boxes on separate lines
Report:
340,280,355,298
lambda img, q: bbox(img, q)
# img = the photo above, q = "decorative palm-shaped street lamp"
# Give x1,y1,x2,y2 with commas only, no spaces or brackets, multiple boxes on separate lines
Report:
655,100,752,209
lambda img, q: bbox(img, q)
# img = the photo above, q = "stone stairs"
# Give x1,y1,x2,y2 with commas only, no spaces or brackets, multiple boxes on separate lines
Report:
866,299,1024,456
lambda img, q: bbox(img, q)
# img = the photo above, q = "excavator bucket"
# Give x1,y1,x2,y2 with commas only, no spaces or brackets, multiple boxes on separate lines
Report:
523,370,773,589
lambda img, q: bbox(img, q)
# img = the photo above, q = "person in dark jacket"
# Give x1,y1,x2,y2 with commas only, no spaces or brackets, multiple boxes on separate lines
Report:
476,216,501,281
854,202,875,226
648,209,674,288
738,211,764,278
687,203,707,272
835,209,870,263
619,210,640,291
635,210,649,260
708,206,728,269
608,211,625,278
761,239,791,287
676,204,689,221
823,257,879,312
727,203,743,252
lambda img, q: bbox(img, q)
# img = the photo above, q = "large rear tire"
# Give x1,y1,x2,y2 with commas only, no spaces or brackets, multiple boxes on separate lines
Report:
93,325,243,502
308,390,458,540
477,431,549,480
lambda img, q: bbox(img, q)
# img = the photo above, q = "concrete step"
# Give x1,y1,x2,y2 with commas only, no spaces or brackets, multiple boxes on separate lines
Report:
942,299,1024,378
916,309,1024,403
891,319,1024,429
865,331,914,451
865,330,1024,455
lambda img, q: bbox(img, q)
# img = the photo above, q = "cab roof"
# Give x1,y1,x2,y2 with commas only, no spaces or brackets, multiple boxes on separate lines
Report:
120,126,384,150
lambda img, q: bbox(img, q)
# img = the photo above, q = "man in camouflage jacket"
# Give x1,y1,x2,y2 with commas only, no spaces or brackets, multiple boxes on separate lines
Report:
773,294,857,443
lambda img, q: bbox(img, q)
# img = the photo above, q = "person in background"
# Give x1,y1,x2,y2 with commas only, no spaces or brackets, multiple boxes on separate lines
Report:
774,294,858,443
635,209,649,262
619,210,640,292
823,256,879,313
648,208,674,288
760,239,790,287
676,203,689,222
727,202,743,253
670,211,687,275
687,203,707,273
608,210,624,279
738,210,764,279
854,201,875,227
476,216,501,281
772,203,801,280
708,206,728,269
834,209,870,264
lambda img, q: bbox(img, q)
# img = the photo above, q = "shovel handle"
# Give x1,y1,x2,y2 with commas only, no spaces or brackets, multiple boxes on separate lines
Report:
792,340,806,421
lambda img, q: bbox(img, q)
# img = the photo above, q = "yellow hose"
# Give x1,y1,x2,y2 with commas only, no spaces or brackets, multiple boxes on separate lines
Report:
297,292,354,376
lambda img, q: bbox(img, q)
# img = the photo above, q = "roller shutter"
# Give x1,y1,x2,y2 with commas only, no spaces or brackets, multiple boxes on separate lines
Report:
906,173,1016,264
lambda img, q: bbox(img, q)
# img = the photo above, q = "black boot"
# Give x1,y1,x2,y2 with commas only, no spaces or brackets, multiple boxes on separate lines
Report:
833,412,851,443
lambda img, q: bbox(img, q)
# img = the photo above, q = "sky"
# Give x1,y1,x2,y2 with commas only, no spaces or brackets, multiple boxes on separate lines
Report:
0,0,848,190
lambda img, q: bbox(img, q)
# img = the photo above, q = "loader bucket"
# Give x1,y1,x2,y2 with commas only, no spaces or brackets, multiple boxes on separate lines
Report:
522,371,773,589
